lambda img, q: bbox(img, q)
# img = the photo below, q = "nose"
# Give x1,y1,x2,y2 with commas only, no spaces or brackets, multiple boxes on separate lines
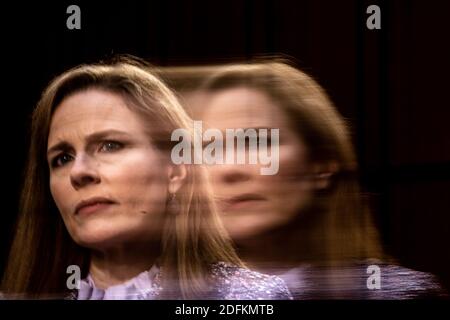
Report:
70,154,101,190
215,164,253,184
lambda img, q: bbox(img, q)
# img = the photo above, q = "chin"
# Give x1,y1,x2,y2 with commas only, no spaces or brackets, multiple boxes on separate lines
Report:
69,226,134,250
225,219,272,240
74,234,119,250
224,214,290,241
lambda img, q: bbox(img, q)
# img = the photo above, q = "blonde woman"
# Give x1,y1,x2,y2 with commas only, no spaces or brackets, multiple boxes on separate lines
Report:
1,58,292,300
161,61,446,299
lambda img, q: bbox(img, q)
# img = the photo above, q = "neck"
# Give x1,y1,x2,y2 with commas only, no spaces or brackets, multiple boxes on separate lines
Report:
235,218,323,274
88,241,160,290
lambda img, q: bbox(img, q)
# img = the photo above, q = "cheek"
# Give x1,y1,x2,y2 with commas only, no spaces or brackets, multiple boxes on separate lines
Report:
49,175,72,217
278,143,308,176
108,154,169,213
269,144,314,213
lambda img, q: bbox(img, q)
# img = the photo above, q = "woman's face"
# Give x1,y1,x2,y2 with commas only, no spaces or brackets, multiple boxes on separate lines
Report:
47,89,172,250
202,87,316,241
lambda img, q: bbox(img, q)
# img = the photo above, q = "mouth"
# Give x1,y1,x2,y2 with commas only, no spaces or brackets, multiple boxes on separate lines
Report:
74,197,118,216
222,193,267,211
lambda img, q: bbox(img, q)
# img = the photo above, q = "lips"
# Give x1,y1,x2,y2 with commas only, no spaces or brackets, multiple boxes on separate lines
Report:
222,193,266,210
74,197,117,215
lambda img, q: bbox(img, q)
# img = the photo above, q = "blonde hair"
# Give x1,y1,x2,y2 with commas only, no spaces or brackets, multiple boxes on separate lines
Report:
1,57,241,298
198,60,385,264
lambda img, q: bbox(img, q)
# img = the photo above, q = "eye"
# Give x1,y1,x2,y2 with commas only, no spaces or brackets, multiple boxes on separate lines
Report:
99,141,123,152
51,153,73,168
256,133,273,148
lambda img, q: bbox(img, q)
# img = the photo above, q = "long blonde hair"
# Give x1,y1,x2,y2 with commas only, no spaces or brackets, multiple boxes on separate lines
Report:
198,61,384,264
1,57,241,298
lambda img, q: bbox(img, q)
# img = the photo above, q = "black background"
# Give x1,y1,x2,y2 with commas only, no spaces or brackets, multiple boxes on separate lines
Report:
1,0,449,292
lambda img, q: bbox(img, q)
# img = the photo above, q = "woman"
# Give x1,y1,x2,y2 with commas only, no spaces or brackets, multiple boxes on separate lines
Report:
1,58,292,300
168,61,446,299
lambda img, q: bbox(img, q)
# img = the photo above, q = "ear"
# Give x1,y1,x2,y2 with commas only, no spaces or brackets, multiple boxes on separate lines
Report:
311,161,339,190
167,164,187,194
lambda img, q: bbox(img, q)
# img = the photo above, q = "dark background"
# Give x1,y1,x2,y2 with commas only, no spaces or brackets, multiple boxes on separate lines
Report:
1,0,449,291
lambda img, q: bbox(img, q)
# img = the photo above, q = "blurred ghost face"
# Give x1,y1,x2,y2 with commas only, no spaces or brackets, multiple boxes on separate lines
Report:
202,87,315,241
47,89,170,250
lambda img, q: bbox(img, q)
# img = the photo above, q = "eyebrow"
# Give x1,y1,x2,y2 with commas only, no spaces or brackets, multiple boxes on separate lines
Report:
244,127,275,131
47,129,132,158
216,127,276,133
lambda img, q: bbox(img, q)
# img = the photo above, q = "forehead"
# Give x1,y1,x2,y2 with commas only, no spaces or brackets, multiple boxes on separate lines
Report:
202,87,288,129
48,89,144,143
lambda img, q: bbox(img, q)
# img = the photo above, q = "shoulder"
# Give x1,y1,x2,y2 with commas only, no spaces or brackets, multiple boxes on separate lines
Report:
210,262,293,300
277,261,447,299
340,261,448,299
376,264,447,298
